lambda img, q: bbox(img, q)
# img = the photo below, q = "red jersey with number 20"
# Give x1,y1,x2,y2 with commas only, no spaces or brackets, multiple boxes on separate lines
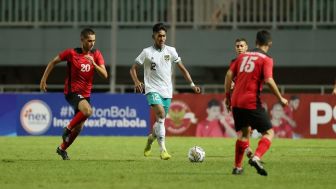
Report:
229,48,273,109
59,48,105,97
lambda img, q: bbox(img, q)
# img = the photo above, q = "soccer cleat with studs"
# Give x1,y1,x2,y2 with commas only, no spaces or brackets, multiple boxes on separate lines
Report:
56,147,70,160
232,167,244,175
160,150,171,160
248,157,267,176
144,134,154,157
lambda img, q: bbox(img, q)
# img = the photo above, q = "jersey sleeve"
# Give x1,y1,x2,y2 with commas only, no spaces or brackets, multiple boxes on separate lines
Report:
229,58,238,76
94,50,105,66
135,49,146,65
58,49,72,61
263,58,273,79
171,47,181,63
229,58,237,66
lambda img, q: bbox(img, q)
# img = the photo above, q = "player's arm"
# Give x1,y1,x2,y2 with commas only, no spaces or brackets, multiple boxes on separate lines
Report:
84,55,108,79
130,63,144,93
265,78,288,106
176,62,201,93
94,64,108,79
264,58,288,106
40,55,62,92
224,69,234,112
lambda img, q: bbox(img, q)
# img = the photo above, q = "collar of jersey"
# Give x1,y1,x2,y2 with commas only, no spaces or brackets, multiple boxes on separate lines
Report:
250,48,272,58
152,45,165,52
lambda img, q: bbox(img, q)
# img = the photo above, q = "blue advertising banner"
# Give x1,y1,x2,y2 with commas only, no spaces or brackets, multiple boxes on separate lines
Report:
0,93,150,136
0,94,17,136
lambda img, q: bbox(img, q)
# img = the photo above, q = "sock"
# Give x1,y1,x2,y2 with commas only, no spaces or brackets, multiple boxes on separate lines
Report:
60,130,80,151
67,112,88,130
234,139,250,168
62,127,71,143
254,137,272,159
146,133,156,148
151,122,158,139
154,118,166,152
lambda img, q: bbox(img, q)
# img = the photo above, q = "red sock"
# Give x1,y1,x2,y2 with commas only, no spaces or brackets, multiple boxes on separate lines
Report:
234,139,249,168
67,112,88,130
60,131,80,150
255,137,271,159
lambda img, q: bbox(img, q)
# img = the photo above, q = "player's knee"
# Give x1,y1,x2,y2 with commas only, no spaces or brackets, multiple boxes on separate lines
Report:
82,107,93,117
156,112,165,119
241,127,250,138
268,129,274,138
262,129,274,141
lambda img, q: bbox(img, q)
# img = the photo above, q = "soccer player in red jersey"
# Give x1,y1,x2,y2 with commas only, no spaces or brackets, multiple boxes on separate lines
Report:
40,28,108,160
235,38,248,55
224,30,288,176
229,38,249,88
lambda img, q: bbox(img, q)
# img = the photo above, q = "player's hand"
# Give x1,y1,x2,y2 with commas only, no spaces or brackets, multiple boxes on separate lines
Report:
84,55,97,66
40,80,47,92
224,97,231,112
134,82,144,93
230,81,235,90
280,97,288,106
192,86,201,94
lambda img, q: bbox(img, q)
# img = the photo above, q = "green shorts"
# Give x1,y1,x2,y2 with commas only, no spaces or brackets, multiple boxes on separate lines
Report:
146,92,171,116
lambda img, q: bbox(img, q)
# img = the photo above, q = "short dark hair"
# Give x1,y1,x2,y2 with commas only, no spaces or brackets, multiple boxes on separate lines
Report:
235,38,248,44
256,30,271,46
207,99,220,108
80,28,95,39
152,23,167,33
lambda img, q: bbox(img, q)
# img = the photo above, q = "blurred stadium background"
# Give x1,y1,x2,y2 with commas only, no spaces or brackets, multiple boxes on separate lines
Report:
1,2,336,188
0,0,335,93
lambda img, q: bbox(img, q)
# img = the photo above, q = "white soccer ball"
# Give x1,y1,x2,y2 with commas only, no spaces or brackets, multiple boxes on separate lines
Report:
188,146,205,162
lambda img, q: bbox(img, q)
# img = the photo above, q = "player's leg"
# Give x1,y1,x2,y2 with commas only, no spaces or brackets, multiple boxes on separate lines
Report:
144,93,171,159
57,121,84,160
143,93,159,157
231,108,250,175
158,98,172,160
144,127,157,157
144,104,165,157
245,126,254,158
151,104,171,160
254,128,273,160
60,121,85,151
233,127,250,174
57,95,91,160
248,108,273,176
248,128,272,176
62,95,91,143
62,99,91,145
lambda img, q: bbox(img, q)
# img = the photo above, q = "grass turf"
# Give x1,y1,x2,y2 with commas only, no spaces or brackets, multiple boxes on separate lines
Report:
0,136,335,189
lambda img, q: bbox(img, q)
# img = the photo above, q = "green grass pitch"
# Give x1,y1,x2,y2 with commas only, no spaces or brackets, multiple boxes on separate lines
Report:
0,136,336,189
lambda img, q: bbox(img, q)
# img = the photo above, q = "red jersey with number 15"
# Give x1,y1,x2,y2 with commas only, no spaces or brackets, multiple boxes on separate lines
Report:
59,48,105,97
229,48,273,109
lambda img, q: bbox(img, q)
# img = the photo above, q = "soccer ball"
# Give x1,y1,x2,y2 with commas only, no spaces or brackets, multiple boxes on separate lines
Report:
188,146,205,162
